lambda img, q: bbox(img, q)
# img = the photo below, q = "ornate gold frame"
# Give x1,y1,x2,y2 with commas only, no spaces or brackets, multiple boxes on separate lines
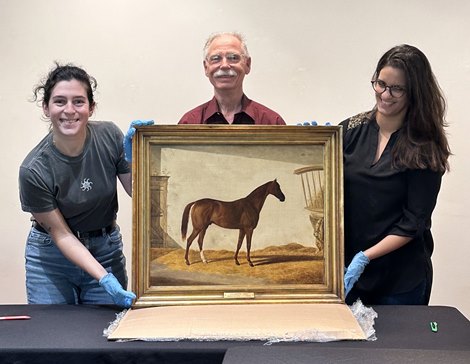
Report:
132,125,343,307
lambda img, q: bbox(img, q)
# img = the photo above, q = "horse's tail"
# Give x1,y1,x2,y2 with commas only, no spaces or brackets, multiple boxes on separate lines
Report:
181,201,195,241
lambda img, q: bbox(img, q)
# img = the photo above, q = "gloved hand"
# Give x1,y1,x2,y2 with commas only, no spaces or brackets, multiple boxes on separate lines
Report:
296,120,331,126
344,251,370,297
123,120,154,162
297,120,318,126
99,272,136,308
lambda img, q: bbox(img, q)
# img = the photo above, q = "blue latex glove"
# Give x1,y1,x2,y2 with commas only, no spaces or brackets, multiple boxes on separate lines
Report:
296,121,332,126
99,272,136,308
297,120,318,126
123,120,154,162
344,251,370,297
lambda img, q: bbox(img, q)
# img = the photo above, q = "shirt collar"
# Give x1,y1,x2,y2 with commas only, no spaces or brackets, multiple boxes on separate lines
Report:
204,95,255,123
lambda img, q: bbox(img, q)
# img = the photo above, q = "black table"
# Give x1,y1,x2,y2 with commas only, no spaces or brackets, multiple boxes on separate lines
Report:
0,304,468,364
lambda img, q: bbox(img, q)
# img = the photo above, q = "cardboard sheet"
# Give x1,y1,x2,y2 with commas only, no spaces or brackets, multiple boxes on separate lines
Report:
107,303,366,342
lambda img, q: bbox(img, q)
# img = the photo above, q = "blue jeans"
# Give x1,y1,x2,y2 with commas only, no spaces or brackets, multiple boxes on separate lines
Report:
25,225,128,304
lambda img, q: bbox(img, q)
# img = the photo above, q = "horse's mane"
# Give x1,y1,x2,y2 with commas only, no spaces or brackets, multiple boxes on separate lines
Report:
246,180,275,199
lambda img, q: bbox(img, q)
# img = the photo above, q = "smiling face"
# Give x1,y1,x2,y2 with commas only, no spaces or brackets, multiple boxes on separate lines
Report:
43,79,94,138
203,34,251,92
374,66,408,121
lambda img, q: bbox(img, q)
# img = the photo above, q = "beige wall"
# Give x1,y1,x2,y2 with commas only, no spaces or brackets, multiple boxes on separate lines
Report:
1,0,468,318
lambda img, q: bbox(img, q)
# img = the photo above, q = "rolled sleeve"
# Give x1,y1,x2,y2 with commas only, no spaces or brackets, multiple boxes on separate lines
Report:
390,169,442,238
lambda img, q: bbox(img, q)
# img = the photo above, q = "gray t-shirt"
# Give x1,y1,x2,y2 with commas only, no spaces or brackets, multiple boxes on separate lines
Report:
19,121,130,232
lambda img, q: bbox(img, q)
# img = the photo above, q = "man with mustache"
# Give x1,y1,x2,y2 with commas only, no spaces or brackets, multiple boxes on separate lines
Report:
178,32,285,125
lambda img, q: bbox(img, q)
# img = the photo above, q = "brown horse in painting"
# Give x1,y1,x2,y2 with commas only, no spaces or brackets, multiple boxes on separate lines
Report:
181,179,286,267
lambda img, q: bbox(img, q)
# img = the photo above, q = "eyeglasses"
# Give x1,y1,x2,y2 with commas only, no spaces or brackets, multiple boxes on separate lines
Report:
371,80,406,98
206,52,245,65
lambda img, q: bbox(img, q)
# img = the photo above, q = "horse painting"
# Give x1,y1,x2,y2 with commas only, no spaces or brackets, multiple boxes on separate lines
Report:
181,179,286,267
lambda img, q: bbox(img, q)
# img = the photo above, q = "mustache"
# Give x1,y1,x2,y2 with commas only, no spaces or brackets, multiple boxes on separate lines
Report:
214,69,238,78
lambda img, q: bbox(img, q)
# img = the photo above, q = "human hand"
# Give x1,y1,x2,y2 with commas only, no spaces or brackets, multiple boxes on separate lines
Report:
123,120,154,162
344,251,370,297
296,120,331,126
99,272,136,308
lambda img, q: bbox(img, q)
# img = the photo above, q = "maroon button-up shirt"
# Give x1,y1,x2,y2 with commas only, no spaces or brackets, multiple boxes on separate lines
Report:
178,95,286,125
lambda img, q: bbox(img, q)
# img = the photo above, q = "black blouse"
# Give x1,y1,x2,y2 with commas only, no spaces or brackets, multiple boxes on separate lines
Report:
340,111,442,295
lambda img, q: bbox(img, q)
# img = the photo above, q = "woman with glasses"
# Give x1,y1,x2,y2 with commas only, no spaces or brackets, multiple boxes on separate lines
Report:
341,44,451,305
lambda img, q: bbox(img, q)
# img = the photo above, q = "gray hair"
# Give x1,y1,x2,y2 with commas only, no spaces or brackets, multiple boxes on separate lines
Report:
203,32,250,59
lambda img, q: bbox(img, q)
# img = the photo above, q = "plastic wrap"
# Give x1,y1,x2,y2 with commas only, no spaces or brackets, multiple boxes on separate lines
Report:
349,299,378,341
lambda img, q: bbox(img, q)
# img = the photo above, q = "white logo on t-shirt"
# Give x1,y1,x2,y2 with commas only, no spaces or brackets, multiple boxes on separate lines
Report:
81,178,93,192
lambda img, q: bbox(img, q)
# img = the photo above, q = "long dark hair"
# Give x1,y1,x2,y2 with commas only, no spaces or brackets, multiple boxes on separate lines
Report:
373,44,450,172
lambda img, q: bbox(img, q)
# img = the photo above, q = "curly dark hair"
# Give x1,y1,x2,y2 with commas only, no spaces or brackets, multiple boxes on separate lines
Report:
33,62,97,108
